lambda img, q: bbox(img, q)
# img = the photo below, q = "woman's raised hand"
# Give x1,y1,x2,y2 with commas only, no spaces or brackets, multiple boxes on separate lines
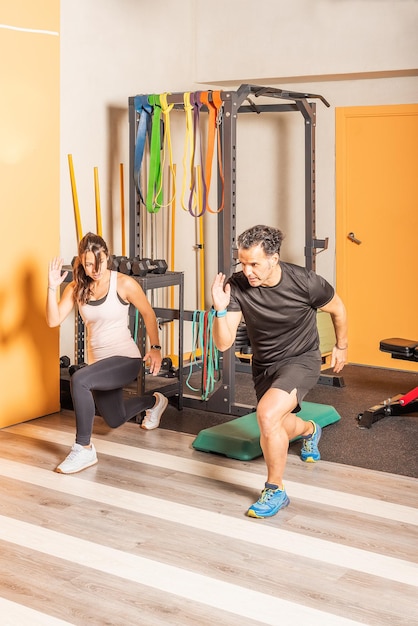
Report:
48,257,68,289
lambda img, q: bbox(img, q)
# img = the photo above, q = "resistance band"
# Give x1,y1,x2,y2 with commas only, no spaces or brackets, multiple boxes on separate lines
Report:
134,91,224,217
146,94,163,213
200,91,225,213
133,95,153,204
181,92,196,213
186,309,220,401
133,309,139,343
152,92,176,210
187,92,207,217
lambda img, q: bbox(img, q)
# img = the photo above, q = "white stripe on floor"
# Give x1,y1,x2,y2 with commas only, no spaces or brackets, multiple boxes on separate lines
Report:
0,458,416,587
0,515,364,626
0,597,73,626
6,423,418,526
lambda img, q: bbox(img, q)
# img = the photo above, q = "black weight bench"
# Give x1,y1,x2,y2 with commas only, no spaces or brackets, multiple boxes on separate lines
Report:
357,337,418,428
380,337,418,362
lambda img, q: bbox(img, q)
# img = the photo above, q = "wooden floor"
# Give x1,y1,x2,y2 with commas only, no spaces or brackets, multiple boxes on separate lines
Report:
0,411,417,626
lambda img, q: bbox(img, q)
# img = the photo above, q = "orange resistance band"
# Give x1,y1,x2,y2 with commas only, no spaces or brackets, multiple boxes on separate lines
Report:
200,91,225,213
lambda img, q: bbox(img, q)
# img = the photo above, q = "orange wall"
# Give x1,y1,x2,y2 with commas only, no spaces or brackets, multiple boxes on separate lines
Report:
0,1,60,426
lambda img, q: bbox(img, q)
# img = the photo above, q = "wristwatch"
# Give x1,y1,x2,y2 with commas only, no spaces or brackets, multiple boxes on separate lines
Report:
150,344,161,350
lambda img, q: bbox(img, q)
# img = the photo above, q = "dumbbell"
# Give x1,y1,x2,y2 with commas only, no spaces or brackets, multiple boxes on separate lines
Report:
159,356,177,378
60,355,70,368
131,258,168,276
131,258,149,276
110,256,147,276
161,356,173,370
150,259,168,274
109,256,168,276
119,257,134,274
140,258,168,275
109,255,129,271
68,363,88,376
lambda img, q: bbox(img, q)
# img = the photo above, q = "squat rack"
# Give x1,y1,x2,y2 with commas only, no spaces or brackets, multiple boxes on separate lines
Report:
128,84,330,416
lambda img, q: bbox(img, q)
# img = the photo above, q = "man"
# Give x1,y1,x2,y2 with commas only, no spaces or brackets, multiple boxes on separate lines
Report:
211,225,348,518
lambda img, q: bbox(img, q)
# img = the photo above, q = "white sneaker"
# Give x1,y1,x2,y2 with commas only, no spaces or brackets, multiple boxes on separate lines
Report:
55,443,98,474
141,392,168,430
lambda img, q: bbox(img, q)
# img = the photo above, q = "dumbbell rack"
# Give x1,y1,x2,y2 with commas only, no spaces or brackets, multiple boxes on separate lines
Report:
131,271,184,411
67,268,185,411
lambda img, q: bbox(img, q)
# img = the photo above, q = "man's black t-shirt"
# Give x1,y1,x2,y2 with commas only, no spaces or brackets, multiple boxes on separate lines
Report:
227,261,334,369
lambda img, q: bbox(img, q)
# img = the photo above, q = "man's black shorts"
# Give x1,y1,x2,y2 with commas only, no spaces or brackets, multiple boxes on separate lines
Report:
252,349,321,411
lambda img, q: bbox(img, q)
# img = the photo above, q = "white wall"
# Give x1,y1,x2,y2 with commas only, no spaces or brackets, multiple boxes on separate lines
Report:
195,0,418,82
60,0,198,357
191,0,418,281
60,0,418,360
60,0,197,261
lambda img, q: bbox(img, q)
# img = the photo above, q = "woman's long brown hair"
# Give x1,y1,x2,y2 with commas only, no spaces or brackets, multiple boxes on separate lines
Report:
73,232,109,304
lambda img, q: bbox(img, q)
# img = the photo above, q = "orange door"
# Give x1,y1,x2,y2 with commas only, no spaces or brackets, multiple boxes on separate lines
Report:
336,104,418,371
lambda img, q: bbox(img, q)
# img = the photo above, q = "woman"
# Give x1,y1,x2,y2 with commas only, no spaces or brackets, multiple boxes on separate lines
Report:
47,232,168,474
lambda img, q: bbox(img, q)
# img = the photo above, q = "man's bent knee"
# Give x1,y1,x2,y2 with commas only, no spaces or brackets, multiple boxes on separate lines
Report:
257,388,298,434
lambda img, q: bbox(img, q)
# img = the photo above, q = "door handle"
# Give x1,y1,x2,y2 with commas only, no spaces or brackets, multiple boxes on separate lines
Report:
348,232,362,245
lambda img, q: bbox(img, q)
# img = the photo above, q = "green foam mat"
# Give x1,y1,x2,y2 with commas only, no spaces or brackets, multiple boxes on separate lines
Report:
192,401,341,461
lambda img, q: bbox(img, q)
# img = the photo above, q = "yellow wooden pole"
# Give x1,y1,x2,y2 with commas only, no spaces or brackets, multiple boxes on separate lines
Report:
170,165,177,274
197,165,205,311
169,164,176,358
68,154,83,242
199,216,205,311
94,167,102,236
120,163,126,256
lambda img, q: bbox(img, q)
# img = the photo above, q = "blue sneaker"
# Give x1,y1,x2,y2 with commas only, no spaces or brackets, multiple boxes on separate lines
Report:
247,485,290,518
300,420,322,462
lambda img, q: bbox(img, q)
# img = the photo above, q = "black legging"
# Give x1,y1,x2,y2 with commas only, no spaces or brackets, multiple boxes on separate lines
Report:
70,356,155,445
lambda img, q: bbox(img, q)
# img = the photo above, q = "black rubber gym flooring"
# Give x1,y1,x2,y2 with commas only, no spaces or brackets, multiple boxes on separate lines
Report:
158,364,418,479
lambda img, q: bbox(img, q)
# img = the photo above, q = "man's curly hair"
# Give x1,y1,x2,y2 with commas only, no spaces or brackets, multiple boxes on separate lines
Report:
237,225,284,257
